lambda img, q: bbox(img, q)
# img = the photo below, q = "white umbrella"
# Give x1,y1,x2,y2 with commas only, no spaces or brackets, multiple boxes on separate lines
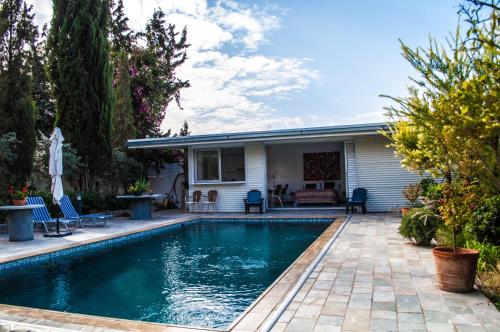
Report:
49,127,64,205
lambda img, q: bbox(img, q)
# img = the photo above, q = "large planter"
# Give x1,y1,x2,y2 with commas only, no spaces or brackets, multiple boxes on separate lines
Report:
432,247,479,293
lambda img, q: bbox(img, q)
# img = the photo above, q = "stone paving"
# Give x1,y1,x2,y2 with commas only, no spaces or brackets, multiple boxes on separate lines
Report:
271,214,500,332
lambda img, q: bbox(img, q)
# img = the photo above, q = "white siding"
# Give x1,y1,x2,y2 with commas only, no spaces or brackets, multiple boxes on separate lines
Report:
355,135,422,212
188,142,266,212
344,141,358,199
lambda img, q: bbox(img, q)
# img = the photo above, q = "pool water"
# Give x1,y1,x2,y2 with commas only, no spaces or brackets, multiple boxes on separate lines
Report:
0,219,332,328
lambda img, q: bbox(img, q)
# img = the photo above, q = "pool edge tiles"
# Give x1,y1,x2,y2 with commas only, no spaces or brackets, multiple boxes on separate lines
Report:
0,216,344,332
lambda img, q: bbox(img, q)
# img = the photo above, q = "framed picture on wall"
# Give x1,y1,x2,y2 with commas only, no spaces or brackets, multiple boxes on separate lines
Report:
303,152,340,181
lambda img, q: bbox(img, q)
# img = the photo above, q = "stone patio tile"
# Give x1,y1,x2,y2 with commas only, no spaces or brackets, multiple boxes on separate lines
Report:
286,318,316,332
312,324,341,332
320,301,347,316
347,298,371,310
397,322,427,331
371,310,397,320
369,318,398,331
373,291,395,302
454,324,488,332
316,314,343,326
326,294,349,303
342,308,371,330
425,322,455,332
278,310,295,323
422,310,450,323
452,313,482,326
397,312,425,324
294,304,322,319
396,295,422,313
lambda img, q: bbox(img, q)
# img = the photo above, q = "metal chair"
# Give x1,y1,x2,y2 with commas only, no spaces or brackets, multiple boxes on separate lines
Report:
26,196,77,232
185,190,202,212
244,190,264,214
271,185,283,207
346,188,368,214
59,195,112,226
203,190,219,212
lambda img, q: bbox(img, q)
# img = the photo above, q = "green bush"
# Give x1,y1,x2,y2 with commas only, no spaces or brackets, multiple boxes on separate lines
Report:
66,192,128,214
465,195,500,246
419,178,443,200
399,208,440,246
465,240,500,273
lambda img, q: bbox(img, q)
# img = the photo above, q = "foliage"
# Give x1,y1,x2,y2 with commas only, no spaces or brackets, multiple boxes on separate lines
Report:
439,182,482,249
7,183,30,200
465,239,500,273
0,132,17,179
128,179,149,195
48,0,114,190
30,24,55,138
66,191,128,213
112,51,135,148
381,1,500,193
106,148,141,194
399,207,441,246
109,0,133,54
0,0,37,185
465,195,500,245
130,8,190,139
402,183,422,207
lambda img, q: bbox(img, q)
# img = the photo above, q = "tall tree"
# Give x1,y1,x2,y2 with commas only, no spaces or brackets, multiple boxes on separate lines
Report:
112,50,135,147
30,24,55,138
48,0,114,190
109,0,133,54
0,0,36,184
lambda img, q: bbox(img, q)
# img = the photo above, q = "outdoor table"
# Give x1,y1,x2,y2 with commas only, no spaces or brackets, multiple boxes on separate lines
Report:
116,194,163,220
0,205,43,241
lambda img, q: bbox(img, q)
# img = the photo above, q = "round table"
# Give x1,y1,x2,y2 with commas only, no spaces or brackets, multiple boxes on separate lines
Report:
116,195,163,220
0,205,43,241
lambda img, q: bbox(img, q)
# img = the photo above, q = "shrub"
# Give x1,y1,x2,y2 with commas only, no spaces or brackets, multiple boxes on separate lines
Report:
399,207,440,246
420,178,443,200
402,183,422,207
465,195,500,246
465,240,500,273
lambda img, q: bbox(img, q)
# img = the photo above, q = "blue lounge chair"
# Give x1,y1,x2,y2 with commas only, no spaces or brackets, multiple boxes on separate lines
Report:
244,190,264,214
59,195,112,227
346,188,368,214
26,196,78,232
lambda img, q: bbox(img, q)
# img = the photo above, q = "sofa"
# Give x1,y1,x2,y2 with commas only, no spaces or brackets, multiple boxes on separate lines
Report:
294,189,336,205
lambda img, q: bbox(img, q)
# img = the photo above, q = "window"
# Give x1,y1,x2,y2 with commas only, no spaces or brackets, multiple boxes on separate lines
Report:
195,147,245,183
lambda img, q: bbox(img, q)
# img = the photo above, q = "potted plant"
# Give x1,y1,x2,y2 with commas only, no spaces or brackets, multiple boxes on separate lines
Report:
7,184,30,206
128,179,148,196
401,183,422,214
432,183,480,293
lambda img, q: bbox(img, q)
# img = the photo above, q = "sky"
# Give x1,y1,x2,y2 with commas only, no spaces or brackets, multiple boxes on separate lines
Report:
28,0,461,135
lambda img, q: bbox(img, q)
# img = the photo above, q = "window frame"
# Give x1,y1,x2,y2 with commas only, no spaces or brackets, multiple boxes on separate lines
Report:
194,147,246,184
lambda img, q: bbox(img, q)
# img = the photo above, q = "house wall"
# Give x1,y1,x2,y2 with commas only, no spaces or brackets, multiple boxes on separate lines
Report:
265,142,346,198
147,163,184,206
355,135,422,212
188,142,267,212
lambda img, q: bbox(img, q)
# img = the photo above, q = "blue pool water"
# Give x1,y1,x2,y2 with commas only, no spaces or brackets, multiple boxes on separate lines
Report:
0,219,332,328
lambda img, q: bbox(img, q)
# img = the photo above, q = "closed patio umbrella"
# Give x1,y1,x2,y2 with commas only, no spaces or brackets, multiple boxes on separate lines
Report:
45,127,72,237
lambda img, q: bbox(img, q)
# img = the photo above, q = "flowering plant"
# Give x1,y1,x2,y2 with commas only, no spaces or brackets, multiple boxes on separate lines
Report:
8,184,30,200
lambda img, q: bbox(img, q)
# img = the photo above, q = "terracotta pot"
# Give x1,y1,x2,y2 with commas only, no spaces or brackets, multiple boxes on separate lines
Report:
401,207,411,215
12,199,26,206
432,247,479,293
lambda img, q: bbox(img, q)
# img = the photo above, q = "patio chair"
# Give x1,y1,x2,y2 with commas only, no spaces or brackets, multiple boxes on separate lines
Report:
59,195,112,227
346,188,368,214
244,190,264,214
203,190,218,212
185,190,202,212
270,185,283,207
26,196,78,232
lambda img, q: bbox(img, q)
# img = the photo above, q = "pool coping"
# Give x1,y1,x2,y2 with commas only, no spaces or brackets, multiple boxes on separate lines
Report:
0,214,345,331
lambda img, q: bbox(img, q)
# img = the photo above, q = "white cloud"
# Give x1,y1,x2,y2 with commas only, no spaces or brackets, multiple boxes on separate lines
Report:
27,0,319,134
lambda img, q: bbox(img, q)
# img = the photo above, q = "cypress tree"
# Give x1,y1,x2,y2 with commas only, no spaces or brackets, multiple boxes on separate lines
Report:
0,0,36,185
48,0,114,190
112,50,135,147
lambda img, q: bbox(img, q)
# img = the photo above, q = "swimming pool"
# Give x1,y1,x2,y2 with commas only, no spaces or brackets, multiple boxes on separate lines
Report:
0,218,333,329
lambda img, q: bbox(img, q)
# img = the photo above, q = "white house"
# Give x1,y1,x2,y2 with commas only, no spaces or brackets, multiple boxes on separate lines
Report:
127,123,422,212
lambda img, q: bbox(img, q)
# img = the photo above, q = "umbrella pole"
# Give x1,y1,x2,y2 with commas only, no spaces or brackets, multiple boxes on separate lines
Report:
44,203,72,238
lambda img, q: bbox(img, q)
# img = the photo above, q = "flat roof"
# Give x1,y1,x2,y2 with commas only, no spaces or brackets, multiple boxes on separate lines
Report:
127,122,388,149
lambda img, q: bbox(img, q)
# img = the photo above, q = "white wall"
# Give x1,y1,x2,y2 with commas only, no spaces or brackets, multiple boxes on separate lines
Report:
147,163,184,205
355,135,422,211
266,142,345,197
188,142,267,212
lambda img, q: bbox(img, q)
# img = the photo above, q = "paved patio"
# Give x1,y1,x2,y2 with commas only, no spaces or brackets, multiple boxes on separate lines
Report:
271,214,500,332
0,211,498,331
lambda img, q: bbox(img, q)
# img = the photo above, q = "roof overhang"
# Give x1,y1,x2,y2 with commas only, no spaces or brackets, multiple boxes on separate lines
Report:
127,122,389,149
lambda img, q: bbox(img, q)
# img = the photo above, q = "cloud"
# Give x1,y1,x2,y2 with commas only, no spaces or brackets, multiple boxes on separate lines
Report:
27,0,319,134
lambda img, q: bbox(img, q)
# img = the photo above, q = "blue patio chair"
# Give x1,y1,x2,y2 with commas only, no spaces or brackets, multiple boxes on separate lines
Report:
346,188,368,214
59,195,112,227
26,196,78,232
244,190,264,214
